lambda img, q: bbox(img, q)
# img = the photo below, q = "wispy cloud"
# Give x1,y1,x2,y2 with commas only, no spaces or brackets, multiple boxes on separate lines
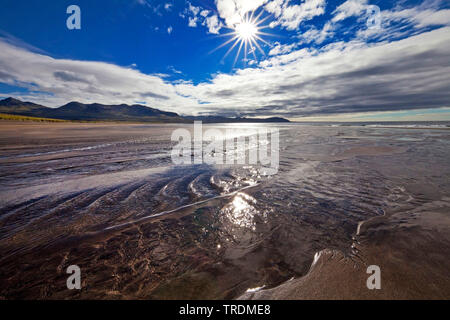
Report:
182,1,223,34
332,0,369,22
265,0,327,30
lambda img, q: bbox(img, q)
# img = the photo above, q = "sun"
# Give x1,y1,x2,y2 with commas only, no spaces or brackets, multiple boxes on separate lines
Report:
211,10,273,66
235,22,258,41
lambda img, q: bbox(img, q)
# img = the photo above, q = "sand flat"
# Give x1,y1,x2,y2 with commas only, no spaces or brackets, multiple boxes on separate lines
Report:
1,121,449,299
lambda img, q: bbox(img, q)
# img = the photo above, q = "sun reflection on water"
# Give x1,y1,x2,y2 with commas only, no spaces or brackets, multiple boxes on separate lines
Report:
221,192,259,230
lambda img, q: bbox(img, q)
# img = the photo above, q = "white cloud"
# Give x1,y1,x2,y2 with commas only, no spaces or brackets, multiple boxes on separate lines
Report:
215,0,268,26
269,42,298,56
414,9,450,27
188,17,198,27
346,1,450,42
168,66,182,74
183,1,201,28
299,21,334,44
205,15,223,34
187,1,200,16
266,0,327,30
136,0,149,6
200,10,210,18
333,0,450,33
383,7,450,28
332,0,368,22
183,2,223,33
268,20,334,57
164,3,173,11
167,26,173,34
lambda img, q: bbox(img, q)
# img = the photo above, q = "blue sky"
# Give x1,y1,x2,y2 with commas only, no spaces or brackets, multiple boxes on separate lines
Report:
0,0,449,120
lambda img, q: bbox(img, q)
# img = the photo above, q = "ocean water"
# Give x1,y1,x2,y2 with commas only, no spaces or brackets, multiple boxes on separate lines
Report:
0,122,449,299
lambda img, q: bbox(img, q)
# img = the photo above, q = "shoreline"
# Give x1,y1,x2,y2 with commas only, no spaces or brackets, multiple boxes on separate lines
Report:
1,119,450,129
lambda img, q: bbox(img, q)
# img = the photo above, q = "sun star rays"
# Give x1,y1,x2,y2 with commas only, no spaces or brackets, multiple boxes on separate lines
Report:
210,10,274,66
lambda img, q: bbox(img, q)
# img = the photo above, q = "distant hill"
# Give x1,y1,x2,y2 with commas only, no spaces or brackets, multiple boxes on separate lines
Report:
0,97,51,116
0,97,290,123
44,101,183,122
0,98,185,123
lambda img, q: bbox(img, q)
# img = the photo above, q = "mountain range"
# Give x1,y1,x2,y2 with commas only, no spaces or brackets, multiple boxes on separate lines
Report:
0,97,289,123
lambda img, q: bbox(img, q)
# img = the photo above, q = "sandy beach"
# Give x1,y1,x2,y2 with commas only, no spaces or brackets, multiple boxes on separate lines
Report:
0,121,449,299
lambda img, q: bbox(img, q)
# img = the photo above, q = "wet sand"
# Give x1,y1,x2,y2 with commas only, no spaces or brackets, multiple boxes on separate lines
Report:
240,199,450,299
0,121,449,299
